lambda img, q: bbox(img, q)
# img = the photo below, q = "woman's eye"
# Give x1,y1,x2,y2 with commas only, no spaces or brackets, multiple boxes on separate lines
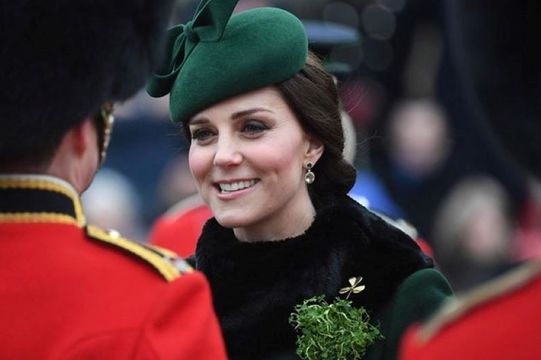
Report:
242,121,269,135
191,128,215,143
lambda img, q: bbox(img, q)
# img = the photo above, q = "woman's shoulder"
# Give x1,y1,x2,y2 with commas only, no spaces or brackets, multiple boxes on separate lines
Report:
366,269,453,360
332,195,434,271
393,269,453,309
382,269,454,342
327,195,417,243
385,269,454,341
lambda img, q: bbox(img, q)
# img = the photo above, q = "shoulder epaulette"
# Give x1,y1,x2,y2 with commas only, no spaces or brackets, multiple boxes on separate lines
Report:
85,224,193,282
417,259,541,342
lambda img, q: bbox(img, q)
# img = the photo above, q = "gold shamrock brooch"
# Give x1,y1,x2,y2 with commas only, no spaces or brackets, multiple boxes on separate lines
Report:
339,276,366,299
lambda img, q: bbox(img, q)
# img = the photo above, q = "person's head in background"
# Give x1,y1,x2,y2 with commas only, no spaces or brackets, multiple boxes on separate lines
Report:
387,99,451,179
432,176,514,292
147,1,356,241
0,0,175,193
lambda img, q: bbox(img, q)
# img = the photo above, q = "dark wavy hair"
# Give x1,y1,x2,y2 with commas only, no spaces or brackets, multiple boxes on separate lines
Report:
277,51,356,198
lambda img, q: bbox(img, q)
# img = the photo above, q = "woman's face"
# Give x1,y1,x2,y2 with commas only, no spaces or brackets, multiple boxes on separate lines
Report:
188,86,322,241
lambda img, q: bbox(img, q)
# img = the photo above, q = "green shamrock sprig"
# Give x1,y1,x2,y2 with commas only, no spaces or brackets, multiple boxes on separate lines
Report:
289,295,383,360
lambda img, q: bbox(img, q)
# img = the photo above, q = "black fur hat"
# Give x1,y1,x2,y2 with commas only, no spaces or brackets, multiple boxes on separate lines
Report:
0,0,175,162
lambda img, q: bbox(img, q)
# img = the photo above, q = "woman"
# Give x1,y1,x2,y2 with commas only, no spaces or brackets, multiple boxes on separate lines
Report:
147,1,453,359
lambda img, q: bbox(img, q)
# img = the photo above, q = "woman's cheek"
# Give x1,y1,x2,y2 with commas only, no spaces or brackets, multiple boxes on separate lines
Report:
188,148,211,183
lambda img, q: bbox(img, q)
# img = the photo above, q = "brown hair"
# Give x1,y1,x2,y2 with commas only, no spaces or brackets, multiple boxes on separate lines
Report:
277,51,356,198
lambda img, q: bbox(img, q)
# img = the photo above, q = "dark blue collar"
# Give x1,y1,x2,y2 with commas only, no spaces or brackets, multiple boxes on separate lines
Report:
0,175,85,226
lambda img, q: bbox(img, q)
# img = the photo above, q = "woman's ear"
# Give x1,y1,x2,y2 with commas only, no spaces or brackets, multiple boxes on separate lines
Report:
305,135,324,164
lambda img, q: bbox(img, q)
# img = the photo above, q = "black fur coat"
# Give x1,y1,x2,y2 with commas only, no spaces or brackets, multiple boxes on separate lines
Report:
195,195,436,359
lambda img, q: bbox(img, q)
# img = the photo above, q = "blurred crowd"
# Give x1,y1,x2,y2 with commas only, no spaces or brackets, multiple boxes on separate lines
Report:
83,0,541,293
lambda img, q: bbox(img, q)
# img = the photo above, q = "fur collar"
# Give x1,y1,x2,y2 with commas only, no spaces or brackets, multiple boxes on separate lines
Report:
195,195,432,359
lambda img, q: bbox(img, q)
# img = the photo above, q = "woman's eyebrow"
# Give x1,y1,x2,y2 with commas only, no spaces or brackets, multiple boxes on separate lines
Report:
188,116,209,125
231,107,274,120
189,107,274,124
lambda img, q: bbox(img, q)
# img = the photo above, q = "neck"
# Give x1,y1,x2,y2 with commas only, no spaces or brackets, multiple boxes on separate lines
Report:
47,155,92,194
233,189,316,242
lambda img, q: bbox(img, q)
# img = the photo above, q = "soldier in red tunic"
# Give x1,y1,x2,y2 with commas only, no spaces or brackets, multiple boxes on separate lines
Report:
0,1,226,358
402,263,541,359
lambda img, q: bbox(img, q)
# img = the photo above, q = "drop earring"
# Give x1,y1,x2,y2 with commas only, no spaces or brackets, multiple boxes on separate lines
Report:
305,162,315,184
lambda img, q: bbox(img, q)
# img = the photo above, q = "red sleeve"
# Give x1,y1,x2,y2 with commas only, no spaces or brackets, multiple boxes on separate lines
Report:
61,271,227,359
400,324,425,360
138,271,227,359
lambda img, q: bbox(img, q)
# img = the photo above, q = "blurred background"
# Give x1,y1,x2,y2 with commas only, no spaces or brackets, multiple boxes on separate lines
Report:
82,0,541,293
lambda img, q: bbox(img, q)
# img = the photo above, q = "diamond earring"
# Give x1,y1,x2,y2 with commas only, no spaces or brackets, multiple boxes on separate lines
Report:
305,162,315,184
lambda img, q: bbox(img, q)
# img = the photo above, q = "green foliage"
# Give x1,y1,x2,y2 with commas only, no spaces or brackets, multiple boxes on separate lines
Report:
289,296,383,360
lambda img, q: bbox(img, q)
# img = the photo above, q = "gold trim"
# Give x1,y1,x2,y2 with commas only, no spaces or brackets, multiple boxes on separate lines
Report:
86,225,181,282
418,260,541,342
0,178,85,226
145,243,178,258
144,243,194,274
0,212,79,225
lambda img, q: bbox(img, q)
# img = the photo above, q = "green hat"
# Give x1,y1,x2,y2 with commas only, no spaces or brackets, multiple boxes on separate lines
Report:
146,0,308,123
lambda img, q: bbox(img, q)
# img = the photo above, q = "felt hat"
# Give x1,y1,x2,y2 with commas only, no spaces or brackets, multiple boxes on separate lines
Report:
0,0,175,158
146,0,308,123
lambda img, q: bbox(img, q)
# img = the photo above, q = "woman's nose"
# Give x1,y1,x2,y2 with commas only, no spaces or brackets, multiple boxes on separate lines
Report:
213,137,243,167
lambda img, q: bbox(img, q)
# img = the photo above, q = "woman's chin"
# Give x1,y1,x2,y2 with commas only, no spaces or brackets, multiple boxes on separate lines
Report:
214,213,250,229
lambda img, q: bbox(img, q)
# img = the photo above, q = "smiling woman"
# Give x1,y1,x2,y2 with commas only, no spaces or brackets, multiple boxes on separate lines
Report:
188,87,322,241
147,0,453,359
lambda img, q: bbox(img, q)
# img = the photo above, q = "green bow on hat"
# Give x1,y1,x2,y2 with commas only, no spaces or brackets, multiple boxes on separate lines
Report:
146,0,308,123
146,0,238,97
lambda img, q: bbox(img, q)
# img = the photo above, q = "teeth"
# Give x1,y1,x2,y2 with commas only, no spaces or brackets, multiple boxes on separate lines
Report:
219,180,257,193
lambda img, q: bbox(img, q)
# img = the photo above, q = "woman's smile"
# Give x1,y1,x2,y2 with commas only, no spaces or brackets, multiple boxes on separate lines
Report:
215,179,260,194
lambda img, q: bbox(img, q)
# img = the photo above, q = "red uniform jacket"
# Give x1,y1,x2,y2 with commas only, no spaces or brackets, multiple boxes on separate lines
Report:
400,259,541,359
0,175,227,359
